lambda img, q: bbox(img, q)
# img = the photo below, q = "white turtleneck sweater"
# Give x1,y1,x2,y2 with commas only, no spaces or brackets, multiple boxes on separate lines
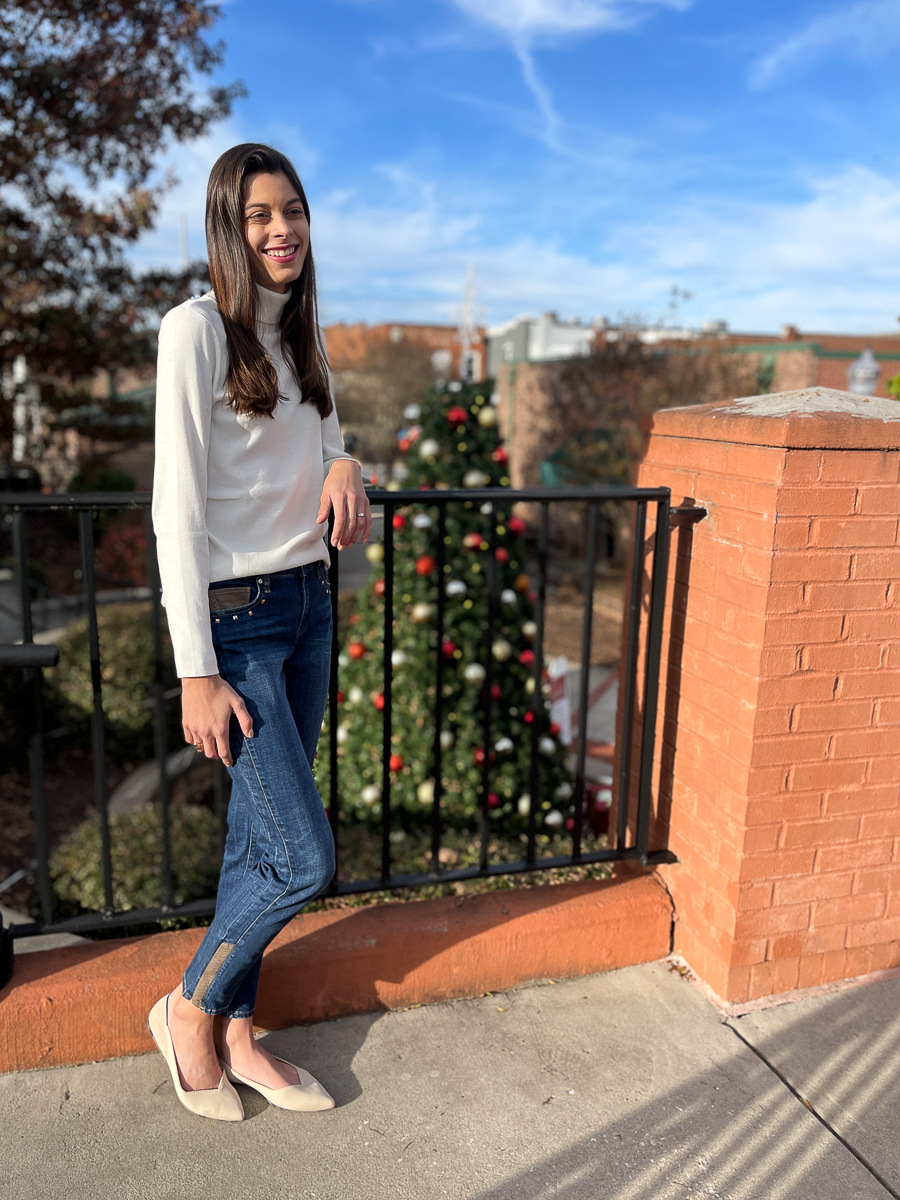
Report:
152,285,354,678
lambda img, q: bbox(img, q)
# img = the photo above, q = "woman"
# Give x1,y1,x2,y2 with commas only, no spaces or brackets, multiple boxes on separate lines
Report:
149,143,370,1121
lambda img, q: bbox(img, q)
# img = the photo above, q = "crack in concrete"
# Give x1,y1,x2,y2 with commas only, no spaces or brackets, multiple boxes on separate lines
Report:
725,1018,899,1199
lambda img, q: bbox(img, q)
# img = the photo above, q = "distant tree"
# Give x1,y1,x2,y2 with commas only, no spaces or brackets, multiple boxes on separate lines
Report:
332,338,438,463
0,0,243,391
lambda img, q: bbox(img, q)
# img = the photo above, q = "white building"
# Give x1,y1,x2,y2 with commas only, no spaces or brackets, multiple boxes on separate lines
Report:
486,312,602,375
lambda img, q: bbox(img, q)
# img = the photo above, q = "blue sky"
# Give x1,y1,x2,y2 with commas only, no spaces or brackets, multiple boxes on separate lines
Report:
132,0,900,333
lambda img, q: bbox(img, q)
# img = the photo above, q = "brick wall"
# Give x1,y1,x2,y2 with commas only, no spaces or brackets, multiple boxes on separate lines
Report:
622,389,900,1005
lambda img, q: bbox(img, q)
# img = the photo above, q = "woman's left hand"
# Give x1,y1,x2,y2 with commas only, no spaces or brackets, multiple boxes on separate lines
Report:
317,460,371,549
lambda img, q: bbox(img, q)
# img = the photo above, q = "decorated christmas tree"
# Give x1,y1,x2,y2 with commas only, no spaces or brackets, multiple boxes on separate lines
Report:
318,381,575,849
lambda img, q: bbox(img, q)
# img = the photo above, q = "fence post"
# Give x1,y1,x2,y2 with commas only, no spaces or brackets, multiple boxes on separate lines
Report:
617,388,900,1007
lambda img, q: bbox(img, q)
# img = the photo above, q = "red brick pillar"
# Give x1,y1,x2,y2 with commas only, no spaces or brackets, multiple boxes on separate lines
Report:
627,389,900,1007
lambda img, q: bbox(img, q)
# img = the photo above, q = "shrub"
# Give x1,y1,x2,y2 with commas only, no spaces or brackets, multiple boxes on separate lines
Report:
44,601,180,764
50,802,221,913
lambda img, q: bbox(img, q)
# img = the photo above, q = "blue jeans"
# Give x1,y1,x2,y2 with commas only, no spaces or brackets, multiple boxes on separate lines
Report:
181,561,335,1017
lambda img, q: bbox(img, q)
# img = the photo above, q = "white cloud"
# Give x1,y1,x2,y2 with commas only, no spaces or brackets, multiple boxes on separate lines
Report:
448,0,688,38
751,0,900,87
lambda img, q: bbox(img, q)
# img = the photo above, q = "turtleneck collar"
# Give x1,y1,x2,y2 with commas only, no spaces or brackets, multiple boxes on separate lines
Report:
255,283,291,327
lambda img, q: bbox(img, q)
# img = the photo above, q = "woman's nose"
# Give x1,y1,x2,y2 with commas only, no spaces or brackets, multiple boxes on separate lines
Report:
270,212,291,238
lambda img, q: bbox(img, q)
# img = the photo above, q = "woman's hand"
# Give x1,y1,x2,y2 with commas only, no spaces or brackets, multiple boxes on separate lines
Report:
182,674,254,767
316,460,371,550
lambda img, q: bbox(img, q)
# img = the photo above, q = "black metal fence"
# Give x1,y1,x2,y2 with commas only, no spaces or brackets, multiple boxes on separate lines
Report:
1,485,674,939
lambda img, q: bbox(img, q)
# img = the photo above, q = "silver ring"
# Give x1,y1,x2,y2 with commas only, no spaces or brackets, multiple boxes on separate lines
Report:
357,512,366,516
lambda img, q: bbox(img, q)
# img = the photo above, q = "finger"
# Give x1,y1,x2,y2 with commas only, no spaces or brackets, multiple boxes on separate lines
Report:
332,503,349,547
316,490,331,525
234,701,254,739
213,728,232,767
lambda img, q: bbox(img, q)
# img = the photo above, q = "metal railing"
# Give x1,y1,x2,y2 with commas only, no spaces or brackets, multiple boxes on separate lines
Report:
1,485,675,938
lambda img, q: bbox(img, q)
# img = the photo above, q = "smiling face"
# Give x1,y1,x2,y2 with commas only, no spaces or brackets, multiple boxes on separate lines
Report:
243,171,310,293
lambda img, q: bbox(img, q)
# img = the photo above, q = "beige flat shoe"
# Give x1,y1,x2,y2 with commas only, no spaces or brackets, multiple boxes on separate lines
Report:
222,1055,335,1112
148,995,244,1122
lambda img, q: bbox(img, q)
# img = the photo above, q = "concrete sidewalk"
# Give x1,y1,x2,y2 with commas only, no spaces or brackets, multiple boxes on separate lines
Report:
2,961,897,1200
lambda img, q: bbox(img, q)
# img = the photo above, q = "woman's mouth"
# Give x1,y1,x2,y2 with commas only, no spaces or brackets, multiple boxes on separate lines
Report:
264,245,299,262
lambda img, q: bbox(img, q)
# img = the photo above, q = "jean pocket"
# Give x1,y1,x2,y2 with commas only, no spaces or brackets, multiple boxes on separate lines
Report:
317,561,332,596
209,578,264,616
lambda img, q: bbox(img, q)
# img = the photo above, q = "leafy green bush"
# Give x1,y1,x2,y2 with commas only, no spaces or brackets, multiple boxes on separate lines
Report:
45,601,180,763
50,802,221,913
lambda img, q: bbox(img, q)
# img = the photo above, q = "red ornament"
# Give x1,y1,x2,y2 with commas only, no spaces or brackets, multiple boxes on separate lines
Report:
389,754,404,772
491,447,509,464
398,438,410,453
337,690,344,703
494,547,509,564
550,721,561,736
519,649,535,666
528,591,538,604
349,612,361,626
463,531,482,550
416,554,437,576
373,578,386,597
524,712,535,724
474,747,486,765
565,818,575,832
348,641,367,660
487,792,501,809
441,640,457,658
447,405,468,425
393,513,407,529
373,692,385,711
509,516,526,534
490,683,501,700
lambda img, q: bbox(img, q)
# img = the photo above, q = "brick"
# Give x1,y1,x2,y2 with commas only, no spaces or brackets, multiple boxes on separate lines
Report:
846,617,900,649
741,546,777,585
701,475,751,510
860,810,900,839
736,882,775,911
651,435,728,473
780,817,860,850
752,733,831,768
714,508,775,547
801,643,882,673
839,671,900,699
790,760,867,792
790,701,873,732
734,904,810,939
771,551,852,583
768,932,806,959
739,850,816,883
811,516,898,548
749,956,800,997
851,550,900,580
778,487,857,516
846,916,900,947
746,482,779,516
842,946,877,979
805,581,890,612
775,873,853,905
820,949,850,984
831,728,900,759
730,938,768,967
716,571,770,614
853,864,900,895
825,785,899,816
747,765,793,796
815,839,893,873
743,824,781,853
867,755,900,784
812,893,885,928
802,925,848,955
754,708,791,736
781,451,822,486
874,699,900,725
818,451,900,484
856,486,900,516
725,443,785,483
763,614,846,645
773,518,812,550
765,582,807,614
760,645,803,677
758,673,839,704
797,952,828,990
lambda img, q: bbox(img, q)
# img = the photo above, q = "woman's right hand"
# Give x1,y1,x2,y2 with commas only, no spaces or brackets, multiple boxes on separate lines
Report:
182,674,254,767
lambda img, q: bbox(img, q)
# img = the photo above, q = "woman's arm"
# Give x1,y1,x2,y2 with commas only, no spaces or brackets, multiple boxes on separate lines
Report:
152,304,251,765
317,404,371,549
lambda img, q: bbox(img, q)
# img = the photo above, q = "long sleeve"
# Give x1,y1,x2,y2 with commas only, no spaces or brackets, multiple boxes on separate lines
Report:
320,402,357,475
152,305,220,678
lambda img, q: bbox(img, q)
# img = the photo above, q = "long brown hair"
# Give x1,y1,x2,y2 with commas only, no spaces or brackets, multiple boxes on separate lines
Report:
205,143,332,419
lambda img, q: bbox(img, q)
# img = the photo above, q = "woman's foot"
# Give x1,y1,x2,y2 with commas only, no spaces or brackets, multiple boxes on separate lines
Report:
165,987,224,1092
216,1015,300,1090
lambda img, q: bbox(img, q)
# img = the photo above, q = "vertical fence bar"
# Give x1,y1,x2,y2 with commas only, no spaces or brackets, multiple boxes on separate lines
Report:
617,501,647,853
143,515,173,908
571,501,598,862
380,502,395,886
478,502,499,873
526,502,549,866
13,511,53,925
78,509,113,913
429,503,447,874
634,493,671,861
327,515,341,883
